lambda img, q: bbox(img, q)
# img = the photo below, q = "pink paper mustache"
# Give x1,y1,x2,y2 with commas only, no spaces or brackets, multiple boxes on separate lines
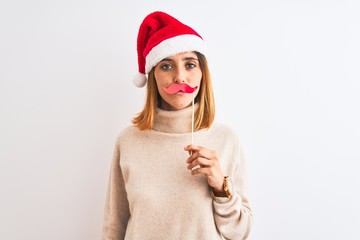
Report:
162,83,198,94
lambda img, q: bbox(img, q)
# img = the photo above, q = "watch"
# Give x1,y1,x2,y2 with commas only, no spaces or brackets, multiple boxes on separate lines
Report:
223,176,233,198
210,176,233,199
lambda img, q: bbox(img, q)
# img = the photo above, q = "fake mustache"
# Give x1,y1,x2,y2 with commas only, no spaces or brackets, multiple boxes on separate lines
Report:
162,83,198,94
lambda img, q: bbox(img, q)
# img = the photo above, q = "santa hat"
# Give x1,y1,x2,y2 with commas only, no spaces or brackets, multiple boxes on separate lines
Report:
133,11,207,88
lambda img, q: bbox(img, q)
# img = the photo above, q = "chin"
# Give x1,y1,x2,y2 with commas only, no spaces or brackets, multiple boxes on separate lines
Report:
166,101,192,111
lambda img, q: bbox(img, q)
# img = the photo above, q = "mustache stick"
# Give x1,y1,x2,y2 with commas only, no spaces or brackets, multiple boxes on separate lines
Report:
191,91,194,146
162,83,197,149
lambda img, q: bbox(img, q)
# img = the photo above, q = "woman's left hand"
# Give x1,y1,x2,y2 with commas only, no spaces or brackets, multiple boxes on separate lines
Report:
184,144,224,192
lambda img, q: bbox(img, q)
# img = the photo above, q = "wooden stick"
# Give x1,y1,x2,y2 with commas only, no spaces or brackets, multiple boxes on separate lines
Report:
191,91,194,146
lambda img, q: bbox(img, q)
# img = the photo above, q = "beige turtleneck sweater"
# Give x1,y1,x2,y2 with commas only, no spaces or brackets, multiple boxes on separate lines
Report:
102,106,253,240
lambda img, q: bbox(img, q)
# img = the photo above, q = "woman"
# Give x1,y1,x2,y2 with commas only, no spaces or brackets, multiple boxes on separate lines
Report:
102,11,253,240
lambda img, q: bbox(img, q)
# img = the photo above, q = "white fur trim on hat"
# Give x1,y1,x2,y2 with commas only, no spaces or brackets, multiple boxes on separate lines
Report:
145,34,207,74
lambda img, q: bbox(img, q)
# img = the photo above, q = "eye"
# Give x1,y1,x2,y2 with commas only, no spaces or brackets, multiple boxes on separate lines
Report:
186,63,196,69
160,64,172,70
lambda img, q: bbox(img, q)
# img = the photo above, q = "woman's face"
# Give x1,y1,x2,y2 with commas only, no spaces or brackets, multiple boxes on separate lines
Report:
154,52,202,111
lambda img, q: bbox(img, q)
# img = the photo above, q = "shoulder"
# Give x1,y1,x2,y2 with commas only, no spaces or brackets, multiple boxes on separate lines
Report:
209,122,241,142
114,125,143,145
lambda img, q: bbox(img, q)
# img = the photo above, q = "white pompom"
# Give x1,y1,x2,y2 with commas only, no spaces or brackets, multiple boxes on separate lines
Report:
133,73,147,88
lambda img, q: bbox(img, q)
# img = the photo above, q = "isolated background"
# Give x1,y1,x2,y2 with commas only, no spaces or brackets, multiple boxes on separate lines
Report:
1,0,359,239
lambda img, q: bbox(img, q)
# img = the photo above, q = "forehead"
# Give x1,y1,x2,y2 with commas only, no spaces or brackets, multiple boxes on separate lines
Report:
165,52,197,61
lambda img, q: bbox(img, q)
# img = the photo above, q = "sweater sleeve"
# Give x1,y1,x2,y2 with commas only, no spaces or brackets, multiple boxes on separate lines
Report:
102,138,130,240
212,136,253,240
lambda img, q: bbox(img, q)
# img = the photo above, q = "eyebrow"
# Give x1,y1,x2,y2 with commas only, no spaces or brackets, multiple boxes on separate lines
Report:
160,57,199,62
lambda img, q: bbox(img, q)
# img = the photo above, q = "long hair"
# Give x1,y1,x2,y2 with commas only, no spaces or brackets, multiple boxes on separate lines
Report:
132,52,215,131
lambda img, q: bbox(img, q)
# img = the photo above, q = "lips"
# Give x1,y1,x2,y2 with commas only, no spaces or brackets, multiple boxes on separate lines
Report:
162,83,198,94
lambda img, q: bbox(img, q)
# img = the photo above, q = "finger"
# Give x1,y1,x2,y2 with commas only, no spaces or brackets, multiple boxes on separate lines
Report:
186,151,215,164
184,144,202,152
187,157,212,170
185,145,209,159
186,150,202,163
186,154,195,163
193,147,215,160
191,166,210,176
185,145,198,158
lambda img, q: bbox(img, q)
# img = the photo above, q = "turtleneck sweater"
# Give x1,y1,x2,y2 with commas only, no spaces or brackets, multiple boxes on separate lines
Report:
102,105,253,240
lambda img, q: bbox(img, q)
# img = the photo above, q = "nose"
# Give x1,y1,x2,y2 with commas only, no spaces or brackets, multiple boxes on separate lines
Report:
173,67,185,83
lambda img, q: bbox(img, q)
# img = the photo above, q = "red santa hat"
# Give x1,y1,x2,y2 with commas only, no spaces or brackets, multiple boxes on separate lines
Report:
133,11,207,88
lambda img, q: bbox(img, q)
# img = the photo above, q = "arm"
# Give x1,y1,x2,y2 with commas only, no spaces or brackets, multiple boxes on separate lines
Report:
212,138,253,240
102,139,130,240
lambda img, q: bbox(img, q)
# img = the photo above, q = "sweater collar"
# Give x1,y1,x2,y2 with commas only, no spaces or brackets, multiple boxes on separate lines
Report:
152,104,198,133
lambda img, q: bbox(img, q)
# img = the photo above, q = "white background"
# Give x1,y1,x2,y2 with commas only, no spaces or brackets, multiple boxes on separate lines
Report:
1,0,359,239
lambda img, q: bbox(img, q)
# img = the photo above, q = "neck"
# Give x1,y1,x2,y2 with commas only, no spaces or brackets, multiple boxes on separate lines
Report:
152,103,198,133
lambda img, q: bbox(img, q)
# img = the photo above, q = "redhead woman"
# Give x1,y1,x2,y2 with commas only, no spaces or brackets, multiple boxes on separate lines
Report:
102,11,253,240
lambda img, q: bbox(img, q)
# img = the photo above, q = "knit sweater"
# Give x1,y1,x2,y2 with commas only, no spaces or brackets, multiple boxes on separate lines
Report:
102,105,253,240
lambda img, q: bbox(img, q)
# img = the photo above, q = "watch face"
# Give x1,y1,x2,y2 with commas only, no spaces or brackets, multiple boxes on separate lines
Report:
224,176,233,198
